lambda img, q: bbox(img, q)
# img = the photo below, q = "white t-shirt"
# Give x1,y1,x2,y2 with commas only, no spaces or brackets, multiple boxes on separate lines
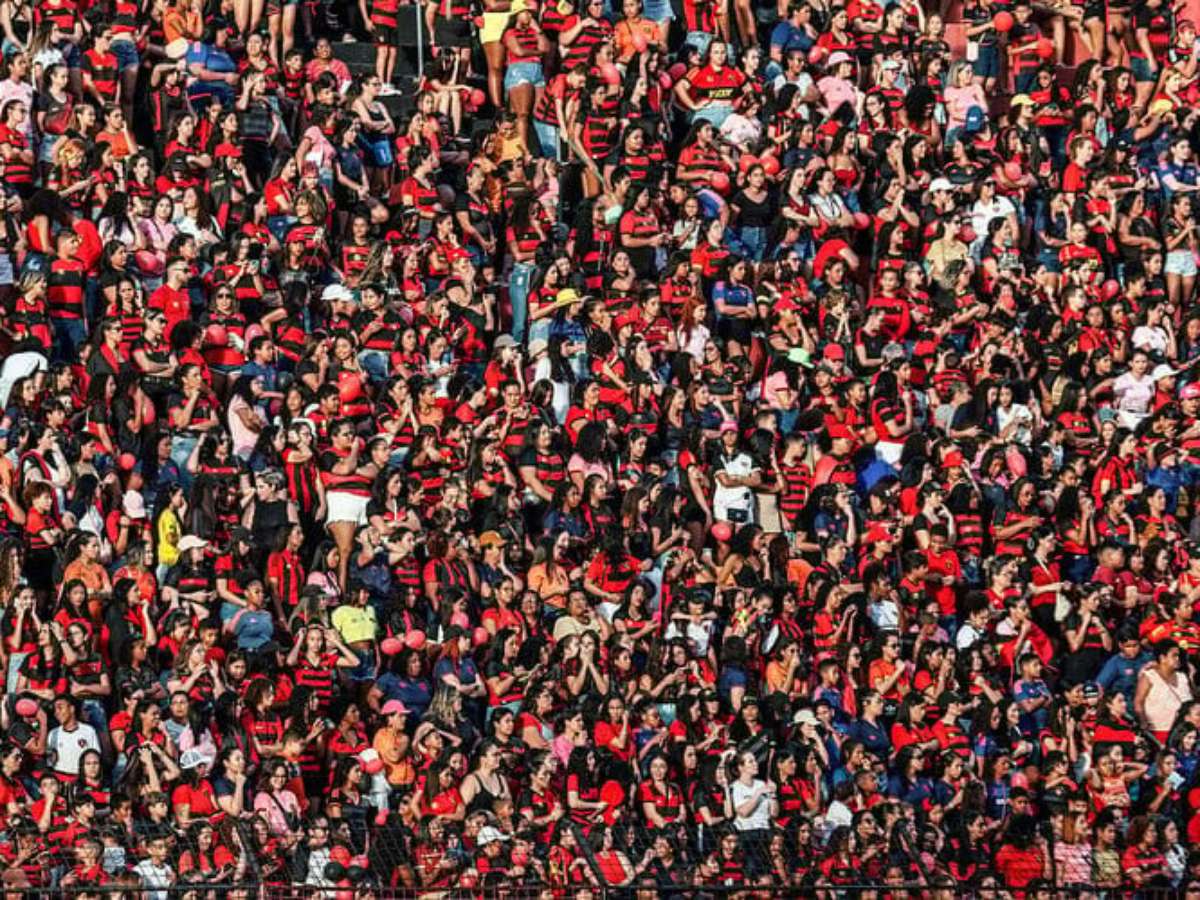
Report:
47,722,100,777
133,860,174,900
730,779,772,831
713,452,756,520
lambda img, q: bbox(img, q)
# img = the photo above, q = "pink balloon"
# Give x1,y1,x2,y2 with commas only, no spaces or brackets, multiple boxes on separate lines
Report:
1101,279,1122,300
632,31,648,52
244,324,265,344
473,626,489,647
852,211,871,230
668,62,687,81
375,810,390,826
807,46,827,65
711,522,732,542
469,88,486,108
450,611,470,629
659,71,673,89
404,629,427,650
600,63,621,86
15,698,37,717
380,637,404,656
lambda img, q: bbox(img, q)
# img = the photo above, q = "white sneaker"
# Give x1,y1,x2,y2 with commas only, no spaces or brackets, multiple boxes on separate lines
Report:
378,83,399,96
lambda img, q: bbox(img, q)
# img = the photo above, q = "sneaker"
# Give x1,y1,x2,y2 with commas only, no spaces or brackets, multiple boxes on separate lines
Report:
378,83,399,96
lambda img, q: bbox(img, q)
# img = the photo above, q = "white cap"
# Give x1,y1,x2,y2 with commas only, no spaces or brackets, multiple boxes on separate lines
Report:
322,283,354,303
180,749,214,770
1152,364,1178,381
122,491,147,519
477,826,510,844
929,177,954,193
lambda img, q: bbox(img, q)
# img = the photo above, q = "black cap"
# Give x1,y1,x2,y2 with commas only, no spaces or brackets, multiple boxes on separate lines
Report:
939,690,965,708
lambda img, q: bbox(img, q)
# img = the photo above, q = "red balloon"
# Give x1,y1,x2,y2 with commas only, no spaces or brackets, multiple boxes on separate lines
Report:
761,155,781,177
600,63,621,86
807,46,827,65
711,522,733,542
600,781,625,806
204,323,228,347
330,847,352,866
992,10,1013,31
380,637,404,656
710,172,730,194
958,226,978,245
473,626,489,647
15,698,37,717
450,611,470,629
1101,279,1122,300
668,61,687,81
1036,38,1055,59
375,810,390,826
738,154,759,173
469,88,486,108
359,750,384,775
337,370,363,402
118,452,138,471
852,211,871,230
404,629,427,650
1002,160,1024,183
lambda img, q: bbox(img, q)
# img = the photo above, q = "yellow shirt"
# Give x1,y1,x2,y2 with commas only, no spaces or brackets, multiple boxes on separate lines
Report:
157,509,181,567
331,604,378,644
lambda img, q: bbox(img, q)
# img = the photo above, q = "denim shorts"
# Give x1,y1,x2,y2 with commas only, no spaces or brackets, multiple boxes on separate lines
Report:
971,43,1000,78
504,61,544,92
111,38,139,70
1131,54,1156,83
1166,249,1198,276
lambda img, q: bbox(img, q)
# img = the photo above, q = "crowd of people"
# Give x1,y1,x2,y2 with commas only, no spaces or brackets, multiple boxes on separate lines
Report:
5,0,1200,891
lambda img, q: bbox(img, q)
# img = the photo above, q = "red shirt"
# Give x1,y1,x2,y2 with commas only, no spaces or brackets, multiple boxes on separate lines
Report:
149,284,190,340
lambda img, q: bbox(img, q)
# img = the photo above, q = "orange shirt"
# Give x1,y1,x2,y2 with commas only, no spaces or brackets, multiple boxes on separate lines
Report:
867,658,910,700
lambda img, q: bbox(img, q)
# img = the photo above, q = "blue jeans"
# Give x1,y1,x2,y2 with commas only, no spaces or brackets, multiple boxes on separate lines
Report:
358,349,390,384
693,103,734,129
170,433,199,490
52,318,87,363
268,215,296,242
80,699,108,741
738,225,768,262
509,261,535,343
533,120,559,159
685,30,716,55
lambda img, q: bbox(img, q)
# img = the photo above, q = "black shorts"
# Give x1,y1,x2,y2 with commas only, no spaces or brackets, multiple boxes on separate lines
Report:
435,16,473,47
373,22,399,44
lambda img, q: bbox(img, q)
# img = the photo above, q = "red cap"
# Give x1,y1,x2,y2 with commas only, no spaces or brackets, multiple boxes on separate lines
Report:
943,450,966,469
822,343,845,360
1182,382,1200,400
864,524,893,544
